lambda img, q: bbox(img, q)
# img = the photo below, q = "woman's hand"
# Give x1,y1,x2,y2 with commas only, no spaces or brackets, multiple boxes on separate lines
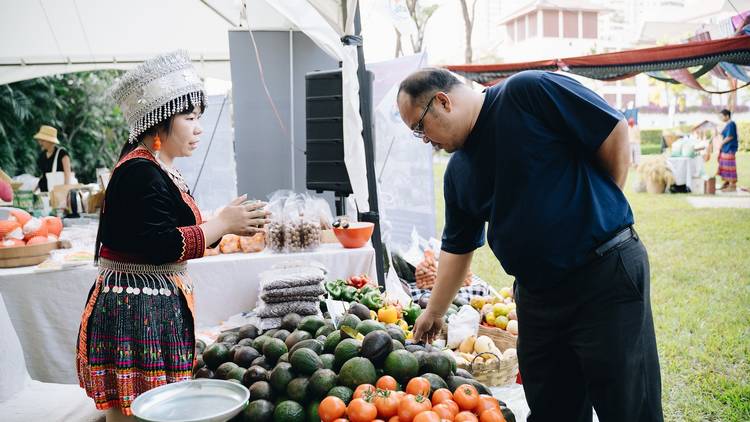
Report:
218,195,271,236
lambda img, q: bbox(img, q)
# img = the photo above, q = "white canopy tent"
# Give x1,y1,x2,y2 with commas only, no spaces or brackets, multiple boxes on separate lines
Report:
0,0,370,213
1,0,386,285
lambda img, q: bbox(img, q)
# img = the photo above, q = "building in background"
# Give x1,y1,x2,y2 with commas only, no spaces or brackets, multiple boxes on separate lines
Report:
497,0,606,62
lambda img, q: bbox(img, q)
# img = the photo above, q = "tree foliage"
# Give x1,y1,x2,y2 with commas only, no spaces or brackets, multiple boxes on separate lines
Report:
0,70,128,183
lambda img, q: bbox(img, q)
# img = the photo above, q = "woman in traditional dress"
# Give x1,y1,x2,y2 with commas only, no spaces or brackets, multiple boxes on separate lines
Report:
76,51,269,421
717,109,739,192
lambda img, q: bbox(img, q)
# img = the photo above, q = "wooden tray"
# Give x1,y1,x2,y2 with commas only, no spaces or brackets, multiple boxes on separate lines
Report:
0,240,71,268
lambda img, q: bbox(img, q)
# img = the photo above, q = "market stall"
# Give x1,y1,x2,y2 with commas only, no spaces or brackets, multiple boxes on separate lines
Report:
164,261,521,422
0,243,376,384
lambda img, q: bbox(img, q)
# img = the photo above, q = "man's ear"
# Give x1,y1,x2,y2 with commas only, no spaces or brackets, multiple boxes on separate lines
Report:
435,91,452,112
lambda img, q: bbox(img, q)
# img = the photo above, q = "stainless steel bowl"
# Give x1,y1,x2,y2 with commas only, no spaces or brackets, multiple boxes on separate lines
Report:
131,379,249,422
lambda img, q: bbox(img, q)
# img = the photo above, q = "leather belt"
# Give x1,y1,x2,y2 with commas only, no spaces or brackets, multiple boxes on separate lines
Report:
591,226,638,259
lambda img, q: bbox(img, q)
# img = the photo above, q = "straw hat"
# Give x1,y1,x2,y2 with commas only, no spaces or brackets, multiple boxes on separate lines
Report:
33,125,60,144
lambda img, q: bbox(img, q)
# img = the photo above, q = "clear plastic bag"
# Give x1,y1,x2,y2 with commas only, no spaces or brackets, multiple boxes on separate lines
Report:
265,190,289,253
283,193,304,252
310,196,334,229
299,194,321,251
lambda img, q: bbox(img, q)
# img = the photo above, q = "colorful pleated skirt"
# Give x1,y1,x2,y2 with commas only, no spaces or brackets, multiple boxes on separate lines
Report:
718,152,737,182
77,258,196,416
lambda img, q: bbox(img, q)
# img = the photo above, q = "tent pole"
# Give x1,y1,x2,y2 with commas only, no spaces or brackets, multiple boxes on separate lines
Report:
353,1,386,288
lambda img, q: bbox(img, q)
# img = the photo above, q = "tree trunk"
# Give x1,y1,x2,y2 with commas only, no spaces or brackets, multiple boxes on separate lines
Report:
458,0,476,64
395,27,404,57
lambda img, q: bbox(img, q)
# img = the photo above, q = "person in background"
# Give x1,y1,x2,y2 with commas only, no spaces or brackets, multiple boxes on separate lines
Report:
717,109,738,192
627,117,641,167
34,125,72,192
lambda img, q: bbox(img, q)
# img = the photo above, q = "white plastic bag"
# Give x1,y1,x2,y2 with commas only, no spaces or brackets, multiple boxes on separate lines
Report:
447,305,481,349
385,262,412,306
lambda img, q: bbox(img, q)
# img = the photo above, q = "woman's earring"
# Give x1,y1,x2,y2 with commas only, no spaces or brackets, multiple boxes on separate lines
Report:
153,134,162,151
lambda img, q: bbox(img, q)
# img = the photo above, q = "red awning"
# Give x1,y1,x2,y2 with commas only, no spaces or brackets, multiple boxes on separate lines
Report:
445,36,750,86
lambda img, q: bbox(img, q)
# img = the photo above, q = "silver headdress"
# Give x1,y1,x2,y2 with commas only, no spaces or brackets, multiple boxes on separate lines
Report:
110,50,207,143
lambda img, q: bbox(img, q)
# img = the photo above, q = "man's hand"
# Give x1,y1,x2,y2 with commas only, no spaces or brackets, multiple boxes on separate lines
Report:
413,310,445,344
412,250,474,343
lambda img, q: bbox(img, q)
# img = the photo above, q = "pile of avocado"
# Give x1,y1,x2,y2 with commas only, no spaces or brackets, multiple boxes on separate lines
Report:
194,310,509,422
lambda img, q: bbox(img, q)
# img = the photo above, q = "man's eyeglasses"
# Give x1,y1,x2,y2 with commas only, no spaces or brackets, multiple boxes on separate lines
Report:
412,95,436,139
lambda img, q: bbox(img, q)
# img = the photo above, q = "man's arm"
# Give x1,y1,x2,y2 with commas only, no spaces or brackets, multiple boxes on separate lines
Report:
425,250,473,317
413,249,474,342
596,118,630,189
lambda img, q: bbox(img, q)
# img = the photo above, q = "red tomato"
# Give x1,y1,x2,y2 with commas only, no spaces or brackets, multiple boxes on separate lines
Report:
432,404,455,421
453,385,479,411
319,396,348,422
348,398,378,422
377,375,399,391
405,377,431,397
454,412,478,422
413,411,441,422
430,388,453,406
354,384,376,400
478,409,506,422
441,400,459,417
388,417,400,422
474,396,500,416
398,394,433,422
374,391,400,419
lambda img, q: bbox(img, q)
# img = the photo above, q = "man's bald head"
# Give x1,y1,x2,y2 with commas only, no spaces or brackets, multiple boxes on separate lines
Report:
397,68,483,153
398,68,464,108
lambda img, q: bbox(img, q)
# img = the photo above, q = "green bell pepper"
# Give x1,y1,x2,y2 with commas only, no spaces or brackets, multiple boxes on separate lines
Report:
325,280,345,300
341,285,358,303
359,285,379,296
361,291,384,311
403,302,422,325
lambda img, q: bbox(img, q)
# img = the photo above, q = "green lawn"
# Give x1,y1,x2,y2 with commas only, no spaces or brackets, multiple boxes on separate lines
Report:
641,143,662,155
434,152,750,421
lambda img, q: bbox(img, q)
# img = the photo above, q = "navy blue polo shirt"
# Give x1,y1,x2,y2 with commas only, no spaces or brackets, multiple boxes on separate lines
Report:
441,70,633,291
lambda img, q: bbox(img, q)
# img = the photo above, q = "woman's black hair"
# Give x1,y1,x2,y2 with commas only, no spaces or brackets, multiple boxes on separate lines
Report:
96,93,206,261
720,109,731,118
116,93,207,160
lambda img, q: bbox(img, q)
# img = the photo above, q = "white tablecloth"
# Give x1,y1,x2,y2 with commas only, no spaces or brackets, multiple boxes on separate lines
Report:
0,243,376,384
667,156,704,186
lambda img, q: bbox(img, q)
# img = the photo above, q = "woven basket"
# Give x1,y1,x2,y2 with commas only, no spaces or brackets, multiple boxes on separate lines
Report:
478,324,517,351
469,351,518,387
462,325,519,386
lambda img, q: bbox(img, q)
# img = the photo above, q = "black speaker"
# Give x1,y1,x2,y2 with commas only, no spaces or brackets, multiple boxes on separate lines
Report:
305,68,371,195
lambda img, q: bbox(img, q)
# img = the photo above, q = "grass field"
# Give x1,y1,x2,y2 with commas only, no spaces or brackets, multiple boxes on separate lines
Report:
433,152,750,421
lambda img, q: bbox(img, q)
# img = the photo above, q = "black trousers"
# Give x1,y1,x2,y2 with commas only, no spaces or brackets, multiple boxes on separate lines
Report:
515,236,663,422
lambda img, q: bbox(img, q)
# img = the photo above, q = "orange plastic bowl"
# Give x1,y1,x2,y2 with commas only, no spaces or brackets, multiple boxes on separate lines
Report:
333,222,374,248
